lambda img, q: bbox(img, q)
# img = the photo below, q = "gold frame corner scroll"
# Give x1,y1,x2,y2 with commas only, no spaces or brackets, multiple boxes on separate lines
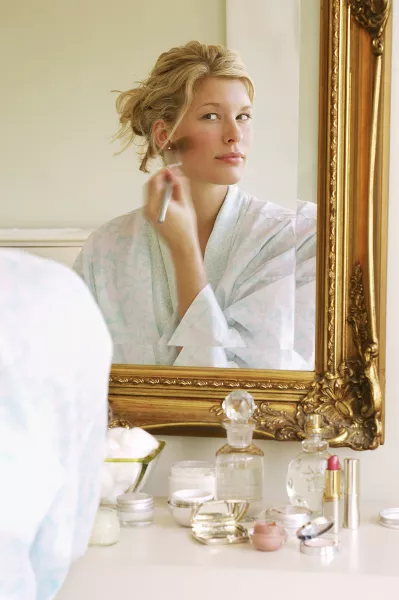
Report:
109,0,392,450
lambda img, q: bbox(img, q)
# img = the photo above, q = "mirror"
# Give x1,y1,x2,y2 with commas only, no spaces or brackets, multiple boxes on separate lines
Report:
67,0,320,371
1,0,391,449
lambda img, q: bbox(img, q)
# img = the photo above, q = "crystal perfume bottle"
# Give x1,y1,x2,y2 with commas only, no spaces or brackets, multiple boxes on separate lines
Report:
215,390,264,517
286,414,330,515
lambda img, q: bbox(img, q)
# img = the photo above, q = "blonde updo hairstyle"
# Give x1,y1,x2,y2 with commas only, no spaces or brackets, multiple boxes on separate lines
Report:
113,41,254,172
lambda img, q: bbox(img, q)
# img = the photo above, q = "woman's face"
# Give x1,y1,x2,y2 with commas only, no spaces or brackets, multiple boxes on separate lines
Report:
170,77,253,185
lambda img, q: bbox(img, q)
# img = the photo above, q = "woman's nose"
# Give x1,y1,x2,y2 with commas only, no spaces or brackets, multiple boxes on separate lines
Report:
222,119,243,144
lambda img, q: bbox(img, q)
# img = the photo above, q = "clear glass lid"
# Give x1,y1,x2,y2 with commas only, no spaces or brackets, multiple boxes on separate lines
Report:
265,505,312,529
296,516,334,540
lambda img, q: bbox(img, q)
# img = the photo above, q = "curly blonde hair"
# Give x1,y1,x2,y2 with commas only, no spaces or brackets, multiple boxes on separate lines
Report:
113,41,254,172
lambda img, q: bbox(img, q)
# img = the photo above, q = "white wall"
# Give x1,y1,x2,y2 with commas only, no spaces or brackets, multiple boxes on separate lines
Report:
145,8,399,506
0,0,318,230
0,0,225,229
227,0,320,209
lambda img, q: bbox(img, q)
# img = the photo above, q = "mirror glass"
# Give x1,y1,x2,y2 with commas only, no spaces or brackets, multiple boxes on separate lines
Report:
3,0,320,370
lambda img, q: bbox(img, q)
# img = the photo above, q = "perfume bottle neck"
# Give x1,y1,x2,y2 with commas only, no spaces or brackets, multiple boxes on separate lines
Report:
225,422,255,448
302,433,328,453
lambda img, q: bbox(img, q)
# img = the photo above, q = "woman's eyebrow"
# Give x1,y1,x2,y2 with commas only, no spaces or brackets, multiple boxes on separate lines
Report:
197,102,253,110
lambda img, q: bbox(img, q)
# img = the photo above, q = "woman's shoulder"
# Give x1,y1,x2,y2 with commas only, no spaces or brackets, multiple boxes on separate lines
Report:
235,188,296,222
84,208,145,250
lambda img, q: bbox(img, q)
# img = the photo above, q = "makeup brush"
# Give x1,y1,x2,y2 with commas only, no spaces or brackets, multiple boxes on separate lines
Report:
157,137,190,224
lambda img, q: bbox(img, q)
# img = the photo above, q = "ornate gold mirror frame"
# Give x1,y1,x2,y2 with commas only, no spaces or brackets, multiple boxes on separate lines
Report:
109,0,392,450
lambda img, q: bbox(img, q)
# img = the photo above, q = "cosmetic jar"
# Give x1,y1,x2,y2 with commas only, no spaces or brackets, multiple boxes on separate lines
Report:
379,507,399,529
264,505,312,537
89,507,120,547
168,489,214,527
168,461,216,500
249,520,288,552
296,516,339,557
116,492,154,527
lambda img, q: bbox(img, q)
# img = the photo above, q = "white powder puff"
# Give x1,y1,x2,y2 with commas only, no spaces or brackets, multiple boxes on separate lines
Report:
101,427,158,504
106,436,124,458
119,427,159,459
107,427,125,443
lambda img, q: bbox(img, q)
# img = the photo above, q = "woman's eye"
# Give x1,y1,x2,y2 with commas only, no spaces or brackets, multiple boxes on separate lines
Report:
237,113,252,121
202,113,218,120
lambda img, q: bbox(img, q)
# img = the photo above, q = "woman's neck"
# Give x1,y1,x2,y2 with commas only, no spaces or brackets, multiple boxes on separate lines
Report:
189,182,229,256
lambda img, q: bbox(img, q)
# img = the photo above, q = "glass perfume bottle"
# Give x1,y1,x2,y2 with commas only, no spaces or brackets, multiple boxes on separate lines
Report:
215,390,264,518
286,414,330,515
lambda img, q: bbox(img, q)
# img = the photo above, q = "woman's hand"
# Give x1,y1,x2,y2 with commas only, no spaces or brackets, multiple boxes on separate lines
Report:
144,166,207,319
144,167,199,257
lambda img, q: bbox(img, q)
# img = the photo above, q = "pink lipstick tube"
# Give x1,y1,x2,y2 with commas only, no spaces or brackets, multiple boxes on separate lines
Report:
323,455,341,534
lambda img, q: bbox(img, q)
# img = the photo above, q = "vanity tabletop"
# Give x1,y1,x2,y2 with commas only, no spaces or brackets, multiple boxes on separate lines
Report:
58,499,399,600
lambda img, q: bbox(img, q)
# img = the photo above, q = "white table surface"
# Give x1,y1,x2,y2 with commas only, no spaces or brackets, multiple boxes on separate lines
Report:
57,499,399,600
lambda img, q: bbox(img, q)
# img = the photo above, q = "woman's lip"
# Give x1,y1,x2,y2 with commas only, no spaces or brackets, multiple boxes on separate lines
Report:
215,156,244,164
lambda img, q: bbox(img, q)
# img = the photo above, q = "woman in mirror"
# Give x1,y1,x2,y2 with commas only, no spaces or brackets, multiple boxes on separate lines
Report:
74,41,312,369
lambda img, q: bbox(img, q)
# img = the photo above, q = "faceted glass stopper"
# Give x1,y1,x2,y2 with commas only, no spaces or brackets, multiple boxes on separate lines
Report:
222,390,256,422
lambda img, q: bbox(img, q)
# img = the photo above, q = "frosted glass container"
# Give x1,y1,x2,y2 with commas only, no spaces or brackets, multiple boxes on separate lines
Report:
89,508,120,547
168,461,216,500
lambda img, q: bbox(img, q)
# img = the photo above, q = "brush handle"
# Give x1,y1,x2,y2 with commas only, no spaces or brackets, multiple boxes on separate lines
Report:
157,180,173,224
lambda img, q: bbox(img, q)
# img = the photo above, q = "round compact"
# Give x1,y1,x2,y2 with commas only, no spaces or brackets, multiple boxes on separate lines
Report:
379,508,399,529
296,516,339,557
297,516,333,540
300,537,339,557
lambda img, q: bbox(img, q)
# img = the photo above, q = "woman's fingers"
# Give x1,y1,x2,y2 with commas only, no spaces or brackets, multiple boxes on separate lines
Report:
167,167,190,205
144,166,189,226
145,169,169,220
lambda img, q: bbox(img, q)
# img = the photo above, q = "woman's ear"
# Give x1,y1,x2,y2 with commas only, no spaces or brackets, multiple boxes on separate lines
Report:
152,120,170,151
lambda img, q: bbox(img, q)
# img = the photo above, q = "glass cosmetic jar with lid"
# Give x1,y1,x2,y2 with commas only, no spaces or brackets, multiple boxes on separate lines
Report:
116,492,154,527
379,508,399,529
249,520,288,552
263,505,312,537
168,461,216,500
168,489,214,527
89,507,120,547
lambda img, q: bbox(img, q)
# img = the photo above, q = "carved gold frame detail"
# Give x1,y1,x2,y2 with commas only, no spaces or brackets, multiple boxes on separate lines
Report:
109,0,392,450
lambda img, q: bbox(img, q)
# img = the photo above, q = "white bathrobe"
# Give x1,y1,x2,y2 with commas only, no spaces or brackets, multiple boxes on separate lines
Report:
295,200,317,369
0,250,112,600
74,186,309,369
